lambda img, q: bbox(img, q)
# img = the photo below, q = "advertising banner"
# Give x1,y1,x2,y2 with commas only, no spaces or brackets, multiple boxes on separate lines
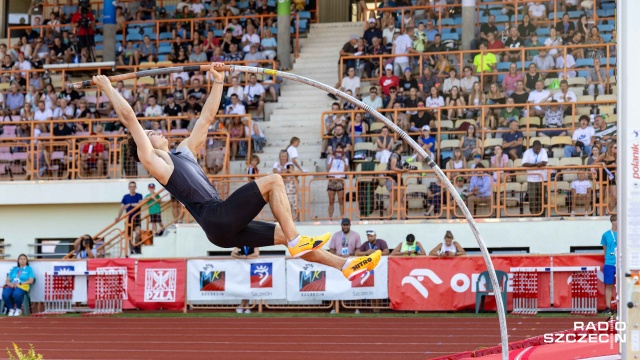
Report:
135,259,186,310
29,260,88,302
186,258,286,301
388,256,551,311
87,258,137,309
552,254,607,310
286,257,388,301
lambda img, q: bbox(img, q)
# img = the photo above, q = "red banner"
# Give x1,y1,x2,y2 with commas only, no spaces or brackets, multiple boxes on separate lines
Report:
135,259,186,311
87,258,137,309
389,255,608,311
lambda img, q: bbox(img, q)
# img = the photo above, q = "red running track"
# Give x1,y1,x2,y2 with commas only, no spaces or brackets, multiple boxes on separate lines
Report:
0,316,603,360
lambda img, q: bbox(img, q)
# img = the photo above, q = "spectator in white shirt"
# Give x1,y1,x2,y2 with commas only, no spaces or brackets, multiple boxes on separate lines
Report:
527,80,552,116
226,77,245,99
564,115,595,158
528,3,546,23
442,68,461,96
144,95,163,129
244,74,266,120
361,86,383,118
556,53,576,79
340,67,361,97
241,23,261,53
392,27,417,76
34,100,53,122
225,94,247,115
286,136,304,172
552,80,577,115
522,140,548,215
570,171,592,216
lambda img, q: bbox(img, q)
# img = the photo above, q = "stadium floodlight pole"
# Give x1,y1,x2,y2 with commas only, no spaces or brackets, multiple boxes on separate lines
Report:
69,65,510,359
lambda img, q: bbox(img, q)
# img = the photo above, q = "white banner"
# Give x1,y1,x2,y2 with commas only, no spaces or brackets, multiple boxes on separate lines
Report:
286,257,388,301
0,260,88,302
187,258,286,301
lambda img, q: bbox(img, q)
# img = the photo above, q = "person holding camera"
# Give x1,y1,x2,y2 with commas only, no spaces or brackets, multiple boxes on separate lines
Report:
72,234,97,259
71,0,95,62
385,141,409,218
326,143,348,220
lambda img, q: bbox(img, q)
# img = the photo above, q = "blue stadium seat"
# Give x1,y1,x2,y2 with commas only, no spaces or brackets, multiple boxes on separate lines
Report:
214,29,224,37
602,34,612,42
441,33,459,41
536,28,550,36
495,15,509,23
548,12,562,20
267,0,276,6
516,61,532,70
298,11,311,20
271,27,278,35
95,44,103,51
600,57,616,65
496,62,511,71
440,18,455,26
298,19,308,32
164,5,176,12
127,33,143,42
140,22,155,28
602,3,615,10
597,9,607,17
116,34,123,42
568,11,583,18
238,1,249,9
158,44,172,55
143,27,155,36
479,16,489,23
497,74,505,84
575,58,593,68
159,32,173,40
577,70,588,78
95,34,104,43
158,55,167,61
454,17,463,25
489,10,503,17
609,69,615,76
605,9,616,17
598,24,614,33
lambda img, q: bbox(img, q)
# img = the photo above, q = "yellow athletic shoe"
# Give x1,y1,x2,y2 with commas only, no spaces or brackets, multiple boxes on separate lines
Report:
288,232,331,258
342,250,382,281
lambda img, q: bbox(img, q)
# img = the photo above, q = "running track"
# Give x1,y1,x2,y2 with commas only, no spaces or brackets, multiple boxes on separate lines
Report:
0,316,603,359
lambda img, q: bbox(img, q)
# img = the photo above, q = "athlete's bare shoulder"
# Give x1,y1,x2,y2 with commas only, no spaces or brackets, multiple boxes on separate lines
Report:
150,149,175,185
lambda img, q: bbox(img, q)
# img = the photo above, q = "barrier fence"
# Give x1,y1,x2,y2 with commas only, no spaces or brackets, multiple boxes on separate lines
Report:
0,254,608,314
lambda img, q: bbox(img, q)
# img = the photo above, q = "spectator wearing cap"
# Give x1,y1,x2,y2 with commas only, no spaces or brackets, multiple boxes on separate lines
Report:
392,27,417,77
244,43,266,67
183,95,203,116
391,234,426,256
523,140,549,216
428,231,466,257
399,67,419,96
467,163,493,216
379,64,400,96
144,183,164,236
356,230,390,256
363,18,382,47
539,100,567,138
418,125,435,157
328,218,362,258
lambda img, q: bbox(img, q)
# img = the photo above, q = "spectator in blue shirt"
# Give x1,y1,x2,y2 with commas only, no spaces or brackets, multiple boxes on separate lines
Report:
6,83,25,115
418,125,435,158
134,35,157,65
2,254,35,317
117,181,143,254
600,214,618,314
467,164,493,215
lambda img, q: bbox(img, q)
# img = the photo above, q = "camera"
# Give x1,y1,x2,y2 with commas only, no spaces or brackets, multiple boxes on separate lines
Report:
286,164,294,170
402,162,417,171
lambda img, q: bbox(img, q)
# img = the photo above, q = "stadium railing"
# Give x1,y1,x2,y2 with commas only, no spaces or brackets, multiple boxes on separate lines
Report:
0,116,244,181
321,99,617,167
339,43,616,84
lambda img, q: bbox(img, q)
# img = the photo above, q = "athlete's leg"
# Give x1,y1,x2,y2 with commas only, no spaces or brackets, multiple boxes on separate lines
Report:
254,174,298,241
270,224,345,270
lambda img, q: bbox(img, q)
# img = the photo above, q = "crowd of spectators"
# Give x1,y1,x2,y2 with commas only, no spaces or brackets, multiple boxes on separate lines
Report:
320,0,617,218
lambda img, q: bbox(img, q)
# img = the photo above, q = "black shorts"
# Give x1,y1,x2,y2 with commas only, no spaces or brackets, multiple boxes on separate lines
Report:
150,214,162,223
200,181,275,248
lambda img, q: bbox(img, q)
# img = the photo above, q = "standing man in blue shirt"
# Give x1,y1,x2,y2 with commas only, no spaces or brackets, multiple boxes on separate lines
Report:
467,163,493,216
117,181,143,254
600,214,618,314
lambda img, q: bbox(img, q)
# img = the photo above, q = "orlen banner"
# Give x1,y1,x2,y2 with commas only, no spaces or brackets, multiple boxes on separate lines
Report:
87,258,137,309
286,257,388,301
135,259,186,310
389,256,551,311
186,258,286,301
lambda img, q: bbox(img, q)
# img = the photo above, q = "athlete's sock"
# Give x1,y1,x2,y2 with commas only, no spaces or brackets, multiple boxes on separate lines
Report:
287,235,301,248
341,259,350,271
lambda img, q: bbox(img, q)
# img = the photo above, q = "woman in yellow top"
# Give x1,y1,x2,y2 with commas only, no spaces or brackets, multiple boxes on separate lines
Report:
2,254,35,316
391,234,426,256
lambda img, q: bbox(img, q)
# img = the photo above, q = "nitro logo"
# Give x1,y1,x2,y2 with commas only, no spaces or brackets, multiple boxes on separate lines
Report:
250,263,273,288
200,271,226,291
351,258,372,271
633,144,640,179
351,270,375,288
144,268,177,302
299,271,326,292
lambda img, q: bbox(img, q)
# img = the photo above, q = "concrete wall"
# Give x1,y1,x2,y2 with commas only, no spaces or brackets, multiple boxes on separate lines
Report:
141,217,610,259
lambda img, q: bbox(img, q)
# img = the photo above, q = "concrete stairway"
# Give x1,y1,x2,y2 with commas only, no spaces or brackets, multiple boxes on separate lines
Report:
233,21,364,174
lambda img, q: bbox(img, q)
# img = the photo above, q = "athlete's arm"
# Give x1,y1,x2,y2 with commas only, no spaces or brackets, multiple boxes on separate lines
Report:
179,62,225,155
93,75,172,183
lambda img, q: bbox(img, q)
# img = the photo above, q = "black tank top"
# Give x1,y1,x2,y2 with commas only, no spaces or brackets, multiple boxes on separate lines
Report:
162,150,222,223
